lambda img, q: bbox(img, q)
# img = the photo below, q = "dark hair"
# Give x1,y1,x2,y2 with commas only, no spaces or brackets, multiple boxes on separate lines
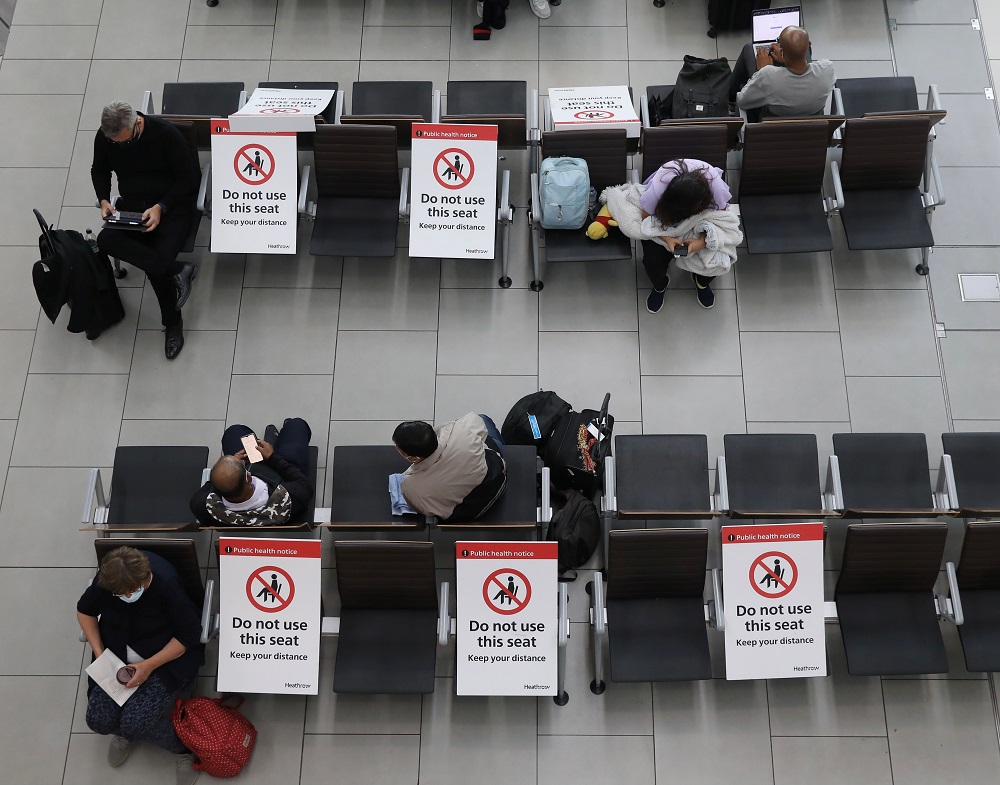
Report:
654,160,714,227
393,421,438,458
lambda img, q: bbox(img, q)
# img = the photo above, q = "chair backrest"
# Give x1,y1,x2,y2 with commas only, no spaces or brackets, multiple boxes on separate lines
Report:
94,538,204,605
738,119,829,197
312,124,399,199
334,541,438,610
161,82,244,116
164,120,202,186
839,117,931,192
862,109,946,129
606,528,708,600
836,523,947,594
761,114,845,146
447,80,527,116
942,432,1000,514
640,124,728,180
441,114,527,150
835,76,918,118
258,81,338,123
957,521,1000,589
351,80,433,121
832,432,933,513
541,129,628,193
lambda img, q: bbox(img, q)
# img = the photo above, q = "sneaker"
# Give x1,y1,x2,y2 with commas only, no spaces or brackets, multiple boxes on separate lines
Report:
477,0,483,18
692,273,715,309
107,736,131,768
646,285,666,314
528,0,552,19
263,424,279,446
174,262,198,309
176,753,200,785
164,320,185,360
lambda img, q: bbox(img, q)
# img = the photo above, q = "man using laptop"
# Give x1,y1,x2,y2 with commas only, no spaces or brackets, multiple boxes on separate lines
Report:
91,101,199,359
730,25,835,120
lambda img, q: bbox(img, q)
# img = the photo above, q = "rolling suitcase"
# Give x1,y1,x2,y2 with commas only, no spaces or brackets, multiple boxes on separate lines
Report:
707,0,771,37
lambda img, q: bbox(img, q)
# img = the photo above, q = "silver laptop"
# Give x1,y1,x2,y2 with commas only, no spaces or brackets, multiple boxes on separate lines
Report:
752,5,802,50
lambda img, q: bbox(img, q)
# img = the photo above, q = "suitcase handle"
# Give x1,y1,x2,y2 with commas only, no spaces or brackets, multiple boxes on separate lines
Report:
33,209,56,257
598,393,610,425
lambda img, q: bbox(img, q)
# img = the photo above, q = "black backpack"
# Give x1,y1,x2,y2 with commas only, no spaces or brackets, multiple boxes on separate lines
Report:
672,56,732,119
547,488,601,574
501,391,571,448
541,393,614,499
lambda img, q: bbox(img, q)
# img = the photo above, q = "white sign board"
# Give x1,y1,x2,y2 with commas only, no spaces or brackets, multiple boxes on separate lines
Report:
210,119,297,254
409,123,498,259
229,87,334,133
456,541,558,696
549,85,640,138
722,523,827,680
218,537,321,695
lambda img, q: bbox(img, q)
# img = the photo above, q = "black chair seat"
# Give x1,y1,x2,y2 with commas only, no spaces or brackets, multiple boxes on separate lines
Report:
310,197,398,257
329,445,425,528
333,608,438,694
608,596,712,682
942,433,1000,515
615,435,712,518
957,589,1000,672
840,189,933,251
836,77,918,119
836,591,948,676
108,446,208,526
833,433,934,515
448,445,537,527
740,194,833,254
724,434,822,517
544,228,633,263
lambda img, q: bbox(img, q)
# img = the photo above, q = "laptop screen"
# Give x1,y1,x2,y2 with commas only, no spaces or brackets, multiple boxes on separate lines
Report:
752,6,802,43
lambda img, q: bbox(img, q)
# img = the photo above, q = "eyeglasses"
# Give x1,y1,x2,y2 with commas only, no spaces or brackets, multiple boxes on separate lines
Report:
110,121,140,146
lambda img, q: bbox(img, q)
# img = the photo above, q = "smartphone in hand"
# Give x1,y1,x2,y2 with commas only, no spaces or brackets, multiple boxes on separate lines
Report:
241,434,264,463
674,243,689,257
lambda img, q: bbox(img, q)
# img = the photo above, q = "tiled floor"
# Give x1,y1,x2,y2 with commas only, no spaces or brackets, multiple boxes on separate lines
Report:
2,0,1000,783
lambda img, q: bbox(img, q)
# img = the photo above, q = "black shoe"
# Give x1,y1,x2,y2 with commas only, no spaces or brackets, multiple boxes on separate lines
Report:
692,273,715,309
174,263,198,309
263,424,279,446
164,321,184,360
645,277,669,314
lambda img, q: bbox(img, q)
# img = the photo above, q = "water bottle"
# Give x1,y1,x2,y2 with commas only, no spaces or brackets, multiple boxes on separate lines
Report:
85,228,100,254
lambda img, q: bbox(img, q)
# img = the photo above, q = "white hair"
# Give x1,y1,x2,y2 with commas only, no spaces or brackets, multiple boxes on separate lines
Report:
100,101,137,138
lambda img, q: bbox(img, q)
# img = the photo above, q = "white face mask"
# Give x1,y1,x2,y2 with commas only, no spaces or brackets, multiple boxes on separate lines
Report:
117,585,144,604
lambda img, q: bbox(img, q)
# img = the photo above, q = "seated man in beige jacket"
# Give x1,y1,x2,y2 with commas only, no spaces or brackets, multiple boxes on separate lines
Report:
393,412,507,522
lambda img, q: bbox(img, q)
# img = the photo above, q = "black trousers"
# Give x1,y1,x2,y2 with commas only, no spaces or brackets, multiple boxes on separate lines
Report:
641,240,713,290
729,43,759,102
96,201,194,328
222,418,312,471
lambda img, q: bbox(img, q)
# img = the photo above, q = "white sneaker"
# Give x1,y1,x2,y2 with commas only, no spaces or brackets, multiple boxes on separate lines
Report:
107,736,131,768
528,0,552,19
477,0,483,18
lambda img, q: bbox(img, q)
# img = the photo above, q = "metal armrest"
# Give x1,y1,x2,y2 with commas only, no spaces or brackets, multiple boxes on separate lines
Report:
935,562,964,625
828,159,845,213
197,163,211,214
313,507,332,524
640,93,650,128
238,90,248,109
824,600,839,621
333,90,345,124
542,96,553,133
713,456,729,513
82,468,108,527
321,616,341,635
927,84,943,112
201,578,215,643
529,172,541,228
602,455,617,514
629,168,639,185
528,89,540,139
297,164,312,216
539,466,552,525
141,90,155,115
438,581,451,645
709,568,725,630
591,573,606,635
937,454,958,510
201,467,210,485
431,90,442,123
832,87,844,117
498,169,512,223
924,152,946,208
823,455,844,511
399,167,410,219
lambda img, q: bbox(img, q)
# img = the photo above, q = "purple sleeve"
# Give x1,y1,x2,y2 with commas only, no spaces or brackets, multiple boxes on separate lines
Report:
640,159,731,216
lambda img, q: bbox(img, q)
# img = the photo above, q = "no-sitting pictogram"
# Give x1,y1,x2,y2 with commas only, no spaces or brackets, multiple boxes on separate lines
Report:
574,110,614,120
247,566,295,612
750,552,797,599
483,568,531,615
259,107,301,114
234,143,275,186
433,148,475,190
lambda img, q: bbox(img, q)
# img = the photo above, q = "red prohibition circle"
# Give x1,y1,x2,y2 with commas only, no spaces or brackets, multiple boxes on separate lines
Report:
749,551,797,599
246,565,295,613
574,110,614,120
483,568,531,615
433,148,474,190
234,143,275,186
259,107,301,114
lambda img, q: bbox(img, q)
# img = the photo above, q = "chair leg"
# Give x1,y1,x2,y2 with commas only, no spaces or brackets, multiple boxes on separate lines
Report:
529,224,543,292
916,246,930,276
498,212,512,289
113,257,127,279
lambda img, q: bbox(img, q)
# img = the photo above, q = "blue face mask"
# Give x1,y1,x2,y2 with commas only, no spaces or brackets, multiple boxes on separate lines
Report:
117,585,144,604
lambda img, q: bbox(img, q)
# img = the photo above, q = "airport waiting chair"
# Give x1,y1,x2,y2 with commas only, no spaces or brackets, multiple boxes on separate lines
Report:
589,528,721,692
760,114,846,147
299,124,409,257
332,541,444,693
827,433,948,518
737,119,837,254
640,123,729,179
326,445,427,530
830,116,944,275
340,81,438,150
258,81,340,124
82,446,209,531
143,82,246,148
833,76,918,119
941,433,1000,517
528,128,633,291
642,87,745,151
834,522,950,676
952,521,1000,672
718,434,831,518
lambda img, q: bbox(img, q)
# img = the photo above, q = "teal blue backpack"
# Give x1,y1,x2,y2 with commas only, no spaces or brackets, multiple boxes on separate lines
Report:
539,157,590,230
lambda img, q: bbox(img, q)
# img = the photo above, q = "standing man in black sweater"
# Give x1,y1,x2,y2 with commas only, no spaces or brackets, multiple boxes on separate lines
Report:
91,101,199,359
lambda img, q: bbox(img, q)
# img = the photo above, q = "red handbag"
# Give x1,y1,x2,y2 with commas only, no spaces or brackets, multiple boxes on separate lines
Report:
172,695,257,778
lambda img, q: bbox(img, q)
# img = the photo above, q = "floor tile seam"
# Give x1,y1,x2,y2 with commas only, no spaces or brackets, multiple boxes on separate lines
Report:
767,733,890,739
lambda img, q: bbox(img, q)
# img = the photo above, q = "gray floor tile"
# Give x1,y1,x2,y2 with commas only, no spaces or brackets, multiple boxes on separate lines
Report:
0,58,90,94
450,3,539,62
807,0,893,61
139,251,245,331
887,0,977,24
742,332,850,422
93,0,188,60
227,374,332,466
540,332,642,420
893,24,989,93
438,288,538,375
64,732,177,785
539,735,654,785
244,221,343,288
736,251,840,332
358,58,450,86
828,60,897,80
923,166,1000,246
301,733,420,785
830,222,928,290
883,679,1000,785
79,59,180,130
932,93,1000,168
0,249,42,329
338,254,440,331
540,26,628,61
640,375,746,460
0,419,14,498
13,373,126,467
0,676,80,785
639,289,742,375
941,331,1000,419
272,0,364,61
542,0,624,25
930,247,1000,330
124,330,235,420
0,168,68,245
419,678,538,785
11,0,102,25
331,331,437,419
447,60,540,95
626,0,717,61
182,24,275,60
118,419,225,456
440,215,533,288
188,0,278,25
653,679,773,785
177,60,272,88
837,289,940,376
434,374,538,425
773,736,891,785
629,60,686,99
265,59,359,87
0,330,32,418
365,0,452,26
954,419,1000,433
2,25,97,60
234,288,339,374
29,287,139,374
846,376,950,464
361,25,451,61
540,60,631,94
539,259,638,331
64,130,103,207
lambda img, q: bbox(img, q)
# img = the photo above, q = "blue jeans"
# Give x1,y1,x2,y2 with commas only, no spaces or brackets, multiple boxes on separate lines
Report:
87,673,187,754
222,417,312,470
479,414,505,456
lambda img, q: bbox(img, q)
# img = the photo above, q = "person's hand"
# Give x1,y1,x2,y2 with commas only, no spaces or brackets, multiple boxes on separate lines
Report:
661,235,685,253
99,200,115,220
125,659,154,689
141,204,161,233
256,439,274,460
755,45,775,70
686,235,707,254
233,448,248,462
768,43,785,67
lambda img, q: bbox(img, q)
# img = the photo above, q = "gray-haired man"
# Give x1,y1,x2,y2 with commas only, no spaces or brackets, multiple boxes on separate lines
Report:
91,101,199,359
